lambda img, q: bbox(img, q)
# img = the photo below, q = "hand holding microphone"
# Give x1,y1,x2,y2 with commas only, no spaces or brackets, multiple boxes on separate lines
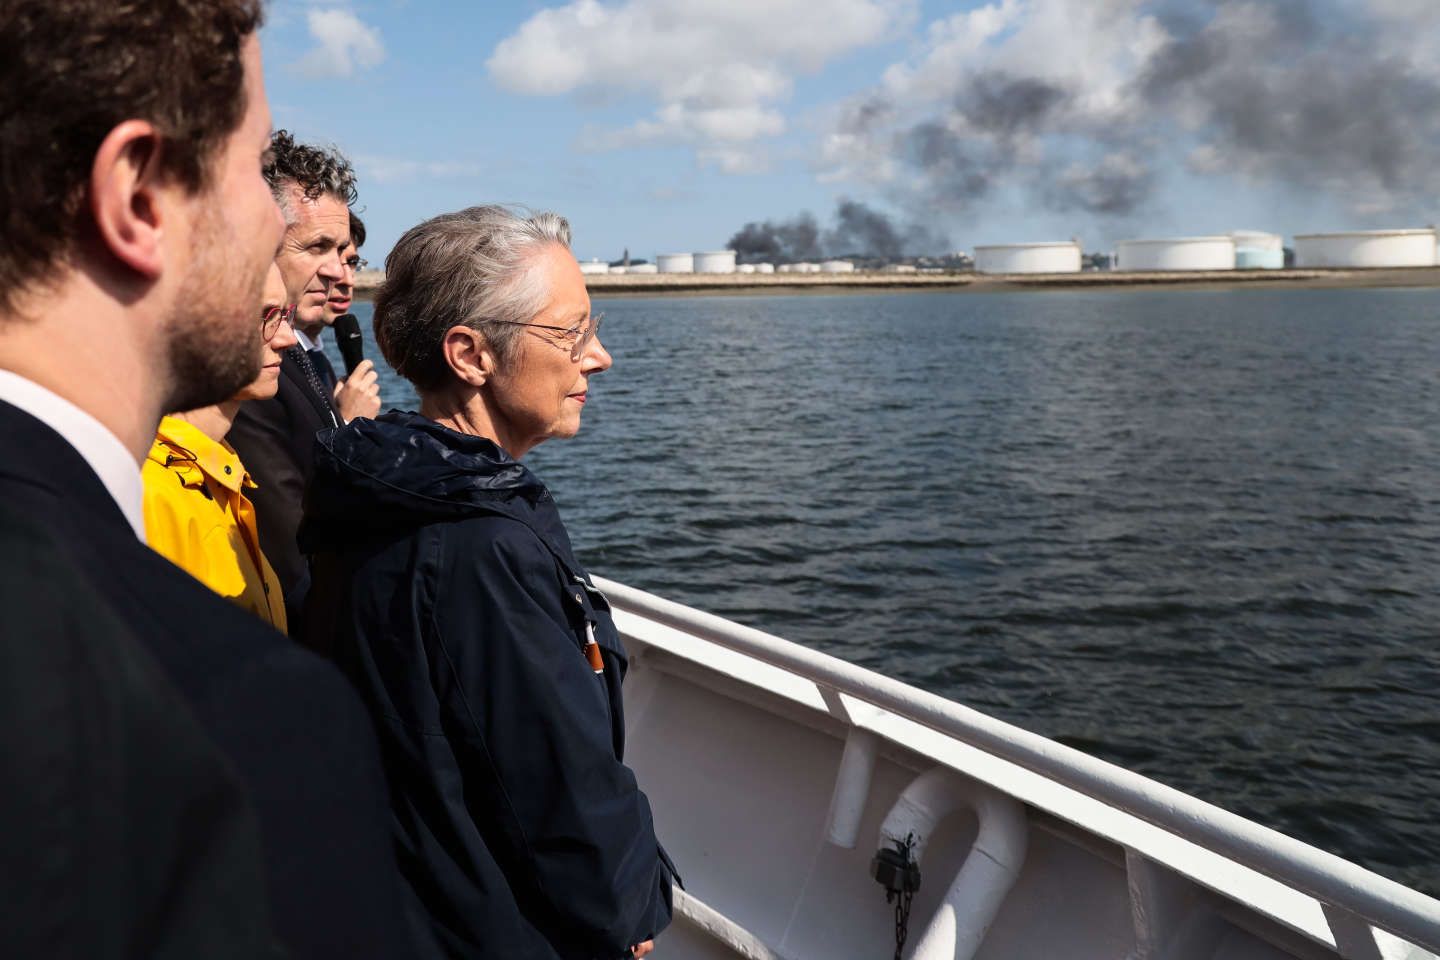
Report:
331,313,381,422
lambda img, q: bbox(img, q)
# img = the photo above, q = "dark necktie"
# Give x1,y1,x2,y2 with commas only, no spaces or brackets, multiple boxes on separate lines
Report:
309,346,339,392
288,346,340,428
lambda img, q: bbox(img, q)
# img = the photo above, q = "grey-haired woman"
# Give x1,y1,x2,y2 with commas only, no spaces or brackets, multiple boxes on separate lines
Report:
300,206,677,960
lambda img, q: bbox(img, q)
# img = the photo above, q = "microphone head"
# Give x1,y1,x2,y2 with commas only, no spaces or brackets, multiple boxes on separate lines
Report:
333,313,365,375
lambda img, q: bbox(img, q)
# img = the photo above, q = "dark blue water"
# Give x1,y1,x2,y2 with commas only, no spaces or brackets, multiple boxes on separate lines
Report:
346,287,1440,895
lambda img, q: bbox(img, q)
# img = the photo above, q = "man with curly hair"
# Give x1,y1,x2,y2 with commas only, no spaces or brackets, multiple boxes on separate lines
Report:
231,131,382,629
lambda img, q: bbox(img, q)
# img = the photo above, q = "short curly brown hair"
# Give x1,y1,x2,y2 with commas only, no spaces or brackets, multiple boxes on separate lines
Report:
0,0,264,315
264,130,359,223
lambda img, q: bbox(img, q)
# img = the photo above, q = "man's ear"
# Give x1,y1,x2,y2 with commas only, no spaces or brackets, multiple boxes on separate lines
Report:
442,325,498,387
89,120,172,280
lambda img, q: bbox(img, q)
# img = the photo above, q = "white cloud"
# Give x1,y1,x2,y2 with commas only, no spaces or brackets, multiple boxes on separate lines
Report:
488,0,910,172
302,9,385,77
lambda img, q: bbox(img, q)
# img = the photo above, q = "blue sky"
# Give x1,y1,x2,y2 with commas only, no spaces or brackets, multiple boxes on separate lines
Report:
260,0,1440,264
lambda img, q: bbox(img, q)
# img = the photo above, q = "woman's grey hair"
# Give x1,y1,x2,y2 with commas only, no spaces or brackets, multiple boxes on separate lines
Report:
374,205,572,393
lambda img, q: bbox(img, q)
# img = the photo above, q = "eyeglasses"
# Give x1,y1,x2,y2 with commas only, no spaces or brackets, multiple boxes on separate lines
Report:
261,303,297,340
344,255,368,272
491,313,604,361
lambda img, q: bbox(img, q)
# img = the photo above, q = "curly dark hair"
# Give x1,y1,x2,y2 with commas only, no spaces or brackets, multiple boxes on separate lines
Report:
349,210,367,250
0,0,264,314
264,130,358,220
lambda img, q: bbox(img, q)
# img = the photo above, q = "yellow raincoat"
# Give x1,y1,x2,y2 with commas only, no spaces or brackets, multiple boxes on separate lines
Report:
142,415,287,632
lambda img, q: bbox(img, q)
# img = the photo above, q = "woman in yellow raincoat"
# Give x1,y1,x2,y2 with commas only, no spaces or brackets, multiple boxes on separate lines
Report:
142,263,297,632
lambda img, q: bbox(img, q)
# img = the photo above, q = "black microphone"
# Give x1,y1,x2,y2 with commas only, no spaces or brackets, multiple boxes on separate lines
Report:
333,313,365,375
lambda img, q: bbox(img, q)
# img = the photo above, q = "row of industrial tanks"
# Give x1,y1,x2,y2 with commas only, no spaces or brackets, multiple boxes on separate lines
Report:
578,252,866,275
580,228,1440,275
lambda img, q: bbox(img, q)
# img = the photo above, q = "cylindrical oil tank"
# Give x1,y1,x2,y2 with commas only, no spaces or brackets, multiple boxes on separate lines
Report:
1294,229,1437,268
1232,231,1284,269
795,262,820,273
693,250,737,274
973,241,1081,274
627,263,658,274
656,252,694,273
608,265,628,275
737,263,756,274
821,260,857,273
1116,236,1235,271
754,262,775,274
776,264,797,273
578,260,610,275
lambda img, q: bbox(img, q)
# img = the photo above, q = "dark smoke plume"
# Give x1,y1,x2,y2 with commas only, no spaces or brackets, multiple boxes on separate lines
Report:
855,0,1440,223
727,212,823,263
1135,0,1440,202
727,200,946,262
825,199,947,259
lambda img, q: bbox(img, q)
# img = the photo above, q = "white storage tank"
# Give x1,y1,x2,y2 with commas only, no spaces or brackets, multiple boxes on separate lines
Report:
1231,231,1284,270
627,263,658,274
656,252,694,273
973,241,1082,274
578,259,610,275
776,264,797,273
821,260,856,273
793,262,820,273
754,262,775,274
1116,236,1235,272
608,265,628,275
884,264,917,274
1294,229,1437,268
693,250,737,274
737,264,756,274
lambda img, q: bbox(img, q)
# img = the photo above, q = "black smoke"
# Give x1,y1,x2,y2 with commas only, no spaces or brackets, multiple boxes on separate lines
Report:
1135,0,1440,202
727,200,947,263
856,0,1440,223
826,199,947,259
727,212,823,263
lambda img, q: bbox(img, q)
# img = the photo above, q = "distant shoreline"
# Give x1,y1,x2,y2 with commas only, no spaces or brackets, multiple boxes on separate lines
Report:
353,265,1440,300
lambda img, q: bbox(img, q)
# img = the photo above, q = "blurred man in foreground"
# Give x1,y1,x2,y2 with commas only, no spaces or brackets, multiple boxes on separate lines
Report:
230,133,380,628
0,2,412,955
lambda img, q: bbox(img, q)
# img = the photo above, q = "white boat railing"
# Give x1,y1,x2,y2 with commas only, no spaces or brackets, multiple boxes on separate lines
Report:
594,576,1440,956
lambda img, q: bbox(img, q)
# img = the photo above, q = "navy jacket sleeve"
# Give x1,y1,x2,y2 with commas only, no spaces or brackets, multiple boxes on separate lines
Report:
433,517,672,957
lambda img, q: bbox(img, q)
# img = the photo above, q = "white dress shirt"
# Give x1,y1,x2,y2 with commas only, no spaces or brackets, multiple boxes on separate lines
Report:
0,370,147,541
295,326,324,352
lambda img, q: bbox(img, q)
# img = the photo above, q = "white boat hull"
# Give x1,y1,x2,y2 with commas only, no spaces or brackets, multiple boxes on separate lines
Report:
600,577,1440,960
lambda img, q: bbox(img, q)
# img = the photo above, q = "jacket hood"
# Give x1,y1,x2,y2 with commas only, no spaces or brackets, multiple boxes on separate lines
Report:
300,410,551,550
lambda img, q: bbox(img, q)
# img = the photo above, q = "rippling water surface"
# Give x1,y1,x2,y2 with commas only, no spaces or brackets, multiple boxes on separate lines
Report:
349,286,1440,894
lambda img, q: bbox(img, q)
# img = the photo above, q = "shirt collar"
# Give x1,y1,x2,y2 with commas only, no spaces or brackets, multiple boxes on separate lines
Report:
0,370,147,541
149,415,250,495
295,325,325,352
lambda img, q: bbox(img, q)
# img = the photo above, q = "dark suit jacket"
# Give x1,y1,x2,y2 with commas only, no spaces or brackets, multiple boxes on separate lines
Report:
0,399,416,960
0,497,280,958
229,346,340,627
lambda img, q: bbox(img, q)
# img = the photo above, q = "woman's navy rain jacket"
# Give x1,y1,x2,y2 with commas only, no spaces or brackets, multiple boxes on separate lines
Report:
298,411,674,959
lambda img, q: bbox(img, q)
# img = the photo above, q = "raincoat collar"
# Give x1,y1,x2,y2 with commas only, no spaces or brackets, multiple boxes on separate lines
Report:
147,415,254,496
